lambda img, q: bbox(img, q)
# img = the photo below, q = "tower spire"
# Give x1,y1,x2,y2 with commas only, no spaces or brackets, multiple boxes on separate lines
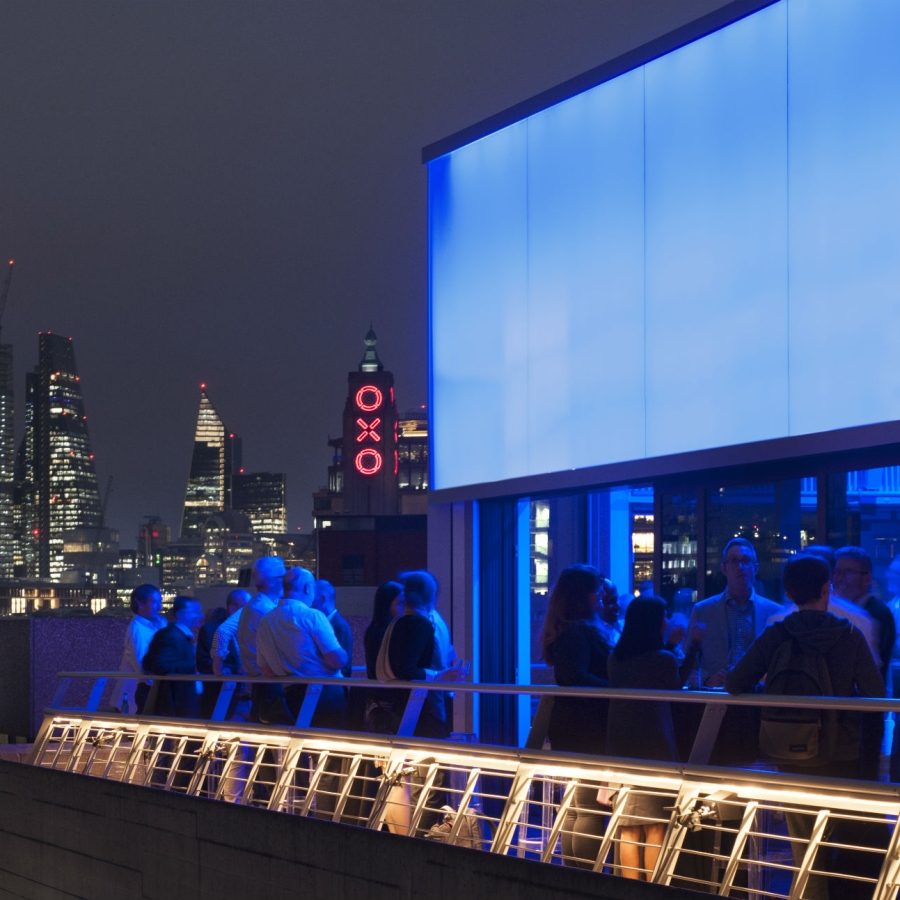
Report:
359,324,383,373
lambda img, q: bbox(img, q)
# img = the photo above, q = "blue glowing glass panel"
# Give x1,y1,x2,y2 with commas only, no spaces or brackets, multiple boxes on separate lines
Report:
787,0,900,436
429,126,528,489
525,70,645,474
644,1,788,456
429,0,900,492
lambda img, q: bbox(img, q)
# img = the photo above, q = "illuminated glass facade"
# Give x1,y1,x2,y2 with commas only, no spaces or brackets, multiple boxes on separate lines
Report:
398,412,428,493
11,334,104,580
13,372,37,576
180,387,241,538
425,0,900,745
0,344,14,578
428,0,900,493
232,472,287,535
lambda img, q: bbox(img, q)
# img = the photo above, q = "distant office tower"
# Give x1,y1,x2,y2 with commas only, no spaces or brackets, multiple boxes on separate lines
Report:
14,334,103,579
12,372,37,576
232,472,287,534
0,343,14,577
397,409,428,513
180,385,241,538
137,515,171,568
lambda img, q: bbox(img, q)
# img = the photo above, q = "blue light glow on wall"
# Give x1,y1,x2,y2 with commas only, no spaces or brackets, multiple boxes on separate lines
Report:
429,0,900,492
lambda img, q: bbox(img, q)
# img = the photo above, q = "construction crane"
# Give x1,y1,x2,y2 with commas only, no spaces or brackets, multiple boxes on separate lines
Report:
0,258,15,339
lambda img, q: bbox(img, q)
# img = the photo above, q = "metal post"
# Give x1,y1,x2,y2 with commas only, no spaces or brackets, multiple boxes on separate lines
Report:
790,809,830,900
491,765,535,856
210,681,237,722
717,800,758,895
396,688,427,738
540,778,578,863
294,683,322,729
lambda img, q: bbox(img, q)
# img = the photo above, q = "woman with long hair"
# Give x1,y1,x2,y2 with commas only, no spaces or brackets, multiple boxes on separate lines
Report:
607,597,698,880
540,564,619,867
364,581,402,679
541,564,616,753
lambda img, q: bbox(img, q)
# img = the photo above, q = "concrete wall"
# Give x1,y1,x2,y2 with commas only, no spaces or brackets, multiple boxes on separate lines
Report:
0,616,127,741
0,759,704,900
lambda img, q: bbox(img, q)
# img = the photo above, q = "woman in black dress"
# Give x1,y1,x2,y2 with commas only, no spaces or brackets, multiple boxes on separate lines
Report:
540,564,618,867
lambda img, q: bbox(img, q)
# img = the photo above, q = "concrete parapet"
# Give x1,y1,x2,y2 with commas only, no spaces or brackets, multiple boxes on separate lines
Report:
0,616,127,741
0,759,705,900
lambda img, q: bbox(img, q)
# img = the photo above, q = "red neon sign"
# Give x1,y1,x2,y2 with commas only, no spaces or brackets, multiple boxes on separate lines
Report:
355,385,383,412
355,448,383,476
355,416,382,442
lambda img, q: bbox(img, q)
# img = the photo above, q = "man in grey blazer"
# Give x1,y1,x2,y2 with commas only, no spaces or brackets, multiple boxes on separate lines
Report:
686,538,782,688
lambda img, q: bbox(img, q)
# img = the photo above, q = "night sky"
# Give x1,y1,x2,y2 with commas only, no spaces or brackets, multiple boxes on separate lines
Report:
1,1,727,546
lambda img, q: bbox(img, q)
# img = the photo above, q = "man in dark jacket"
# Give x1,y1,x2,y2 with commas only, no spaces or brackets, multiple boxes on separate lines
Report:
726,555,884,900
143,596,205,718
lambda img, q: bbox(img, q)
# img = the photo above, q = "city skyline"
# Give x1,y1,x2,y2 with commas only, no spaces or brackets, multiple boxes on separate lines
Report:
1,1,730,543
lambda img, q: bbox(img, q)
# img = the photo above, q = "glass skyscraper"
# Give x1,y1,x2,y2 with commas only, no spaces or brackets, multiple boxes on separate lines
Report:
180,386,241,538
232,472,287,535
14,334,103,579
0,343,14,577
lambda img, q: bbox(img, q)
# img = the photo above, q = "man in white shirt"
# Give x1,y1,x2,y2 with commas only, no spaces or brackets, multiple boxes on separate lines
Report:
257,566,348,726
118,583,165,714
237,556,286,722
257,566,348,819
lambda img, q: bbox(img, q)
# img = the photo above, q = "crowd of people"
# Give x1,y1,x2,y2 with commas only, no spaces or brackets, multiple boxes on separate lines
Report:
118,558,464,731
116,557,465,822
114,540,900,885
540,538,899,883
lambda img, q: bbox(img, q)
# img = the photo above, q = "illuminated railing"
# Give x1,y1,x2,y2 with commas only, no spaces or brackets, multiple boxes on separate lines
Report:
30,675,900,900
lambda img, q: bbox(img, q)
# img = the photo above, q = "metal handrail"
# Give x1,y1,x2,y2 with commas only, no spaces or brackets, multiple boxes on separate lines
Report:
47,669,900,767
50,670,900,713
28,706,900,900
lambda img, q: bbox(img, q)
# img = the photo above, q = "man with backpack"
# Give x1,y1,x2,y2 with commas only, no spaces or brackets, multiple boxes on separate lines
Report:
726,554,883,900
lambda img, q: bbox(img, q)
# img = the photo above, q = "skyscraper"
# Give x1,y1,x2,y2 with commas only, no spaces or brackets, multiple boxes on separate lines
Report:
12,372,37,576
0,260,16,578
232,472,287,535
15,334,103,579
180,385,241,538
0,343,14,577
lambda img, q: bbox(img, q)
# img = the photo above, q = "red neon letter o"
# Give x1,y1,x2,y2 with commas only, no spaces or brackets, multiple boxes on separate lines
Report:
356,385,383,412
355,448,383,476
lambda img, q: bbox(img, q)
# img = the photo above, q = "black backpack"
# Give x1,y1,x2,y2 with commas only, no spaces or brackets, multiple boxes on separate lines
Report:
758,634,836,765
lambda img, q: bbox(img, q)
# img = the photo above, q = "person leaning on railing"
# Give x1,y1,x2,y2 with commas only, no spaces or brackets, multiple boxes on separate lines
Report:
607,596,700,881
539,564,618,869
375,570,467,835
726,554,885,900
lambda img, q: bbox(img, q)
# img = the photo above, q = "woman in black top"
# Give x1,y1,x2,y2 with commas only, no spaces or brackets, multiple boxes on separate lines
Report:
541,564,616,753
364,581,402,679
380,572,464,738
377,571,466,835
540,564,618,868
607,597,698,880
